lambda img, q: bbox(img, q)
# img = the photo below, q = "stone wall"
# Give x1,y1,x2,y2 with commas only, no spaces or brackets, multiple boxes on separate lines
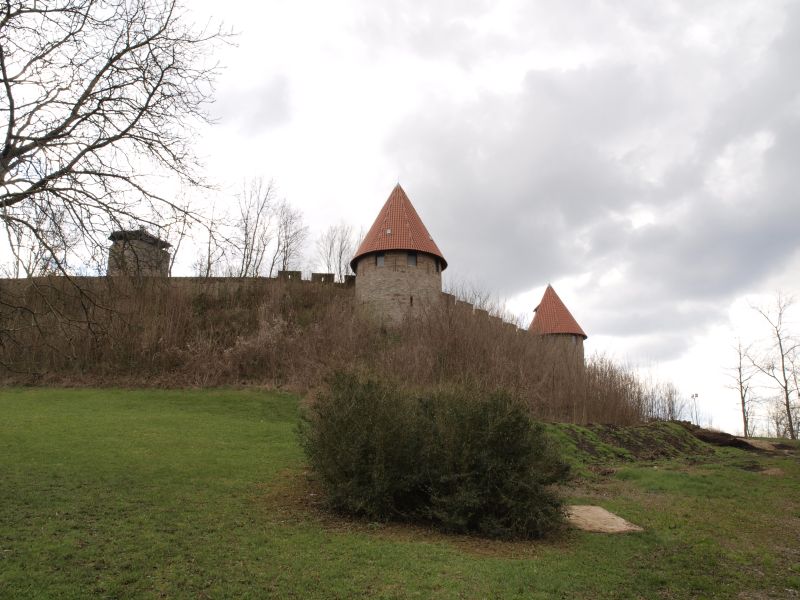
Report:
537,333,586,376
107,239,170,277
354,250,442,325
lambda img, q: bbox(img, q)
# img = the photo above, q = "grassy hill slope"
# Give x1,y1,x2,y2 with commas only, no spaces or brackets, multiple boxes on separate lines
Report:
1,388,798,599
543,421,714,469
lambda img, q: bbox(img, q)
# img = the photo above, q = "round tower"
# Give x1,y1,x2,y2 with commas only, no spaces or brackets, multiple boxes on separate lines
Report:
529,284,588,365
350,184,447,324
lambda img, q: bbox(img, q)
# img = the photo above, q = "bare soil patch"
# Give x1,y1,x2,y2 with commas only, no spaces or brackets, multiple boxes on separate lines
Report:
676,422,757,450
738,438,777,452
760,467,784,476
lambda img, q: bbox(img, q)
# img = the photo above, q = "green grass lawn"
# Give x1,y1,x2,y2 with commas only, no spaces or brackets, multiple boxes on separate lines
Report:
1,388,798,599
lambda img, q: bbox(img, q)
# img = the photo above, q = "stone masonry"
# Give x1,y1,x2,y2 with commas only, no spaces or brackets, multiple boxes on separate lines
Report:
354,250,442,324
107,230,171,277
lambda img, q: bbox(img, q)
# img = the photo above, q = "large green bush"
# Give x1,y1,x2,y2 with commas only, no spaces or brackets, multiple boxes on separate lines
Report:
299,372,569,539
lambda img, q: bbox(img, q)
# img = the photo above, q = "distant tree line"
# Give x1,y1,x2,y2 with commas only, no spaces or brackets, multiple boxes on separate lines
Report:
185,177,360,282
186,178,310,279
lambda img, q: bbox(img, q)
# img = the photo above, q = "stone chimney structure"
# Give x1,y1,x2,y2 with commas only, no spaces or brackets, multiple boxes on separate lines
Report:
350,184,447,324
107,229,171,277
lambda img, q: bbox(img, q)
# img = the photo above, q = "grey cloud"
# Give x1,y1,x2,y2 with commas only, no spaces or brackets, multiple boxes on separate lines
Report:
386,63,665,294
627,333,692,364
354,0,507,66
380,1,800,360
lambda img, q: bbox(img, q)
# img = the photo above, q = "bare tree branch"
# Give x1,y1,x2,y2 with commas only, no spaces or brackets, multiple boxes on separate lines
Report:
1,0,229,273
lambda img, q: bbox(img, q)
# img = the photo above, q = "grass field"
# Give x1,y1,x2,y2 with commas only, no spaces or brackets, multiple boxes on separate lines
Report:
1,388,798,599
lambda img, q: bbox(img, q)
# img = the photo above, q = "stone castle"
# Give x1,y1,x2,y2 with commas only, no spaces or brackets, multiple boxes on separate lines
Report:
349,184,587,355
106,184,587,353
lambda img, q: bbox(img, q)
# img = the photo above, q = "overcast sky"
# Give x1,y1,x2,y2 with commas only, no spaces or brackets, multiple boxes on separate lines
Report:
182,0,800,434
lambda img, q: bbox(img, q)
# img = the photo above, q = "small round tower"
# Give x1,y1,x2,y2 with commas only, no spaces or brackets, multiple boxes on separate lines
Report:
350,184,447,324
529,284,587,365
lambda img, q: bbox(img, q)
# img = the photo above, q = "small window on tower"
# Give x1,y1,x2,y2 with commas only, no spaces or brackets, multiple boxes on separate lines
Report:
435,258,440,273
407,251,417,266
376,253,384,267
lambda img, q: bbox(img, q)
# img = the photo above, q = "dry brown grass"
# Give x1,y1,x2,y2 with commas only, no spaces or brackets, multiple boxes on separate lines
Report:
1,275,657,423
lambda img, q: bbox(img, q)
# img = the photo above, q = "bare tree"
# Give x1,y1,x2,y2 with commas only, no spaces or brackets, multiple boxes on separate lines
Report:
766,399,791,439
728,339,757,437
231,178,275,277
316,227,336,276
1,0,226,273
791,348,800,412
268,199,308,276
747,293,798,439
191,201,227,278
155,196,193,276
315,223,355,282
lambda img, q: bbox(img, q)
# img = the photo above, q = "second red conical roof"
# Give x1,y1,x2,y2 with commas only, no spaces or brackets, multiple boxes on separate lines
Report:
529,285,587,339
351,184,447,271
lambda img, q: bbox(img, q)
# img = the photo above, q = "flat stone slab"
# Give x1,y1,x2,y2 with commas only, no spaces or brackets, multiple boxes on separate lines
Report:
566,505,643,533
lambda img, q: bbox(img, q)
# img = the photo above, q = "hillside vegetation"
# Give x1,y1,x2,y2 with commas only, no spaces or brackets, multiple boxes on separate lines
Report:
545,422,713,468
3,276,677,424
1,387,798,599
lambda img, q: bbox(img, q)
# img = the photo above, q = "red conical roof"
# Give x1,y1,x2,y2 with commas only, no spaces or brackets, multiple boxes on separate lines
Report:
529,285,587,339
351,184,447,271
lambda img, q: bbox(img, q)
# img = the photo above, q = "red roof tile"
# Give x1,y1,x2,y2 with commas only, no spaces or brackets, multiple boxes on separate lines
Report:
529,285,587,339
351,184,447,270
